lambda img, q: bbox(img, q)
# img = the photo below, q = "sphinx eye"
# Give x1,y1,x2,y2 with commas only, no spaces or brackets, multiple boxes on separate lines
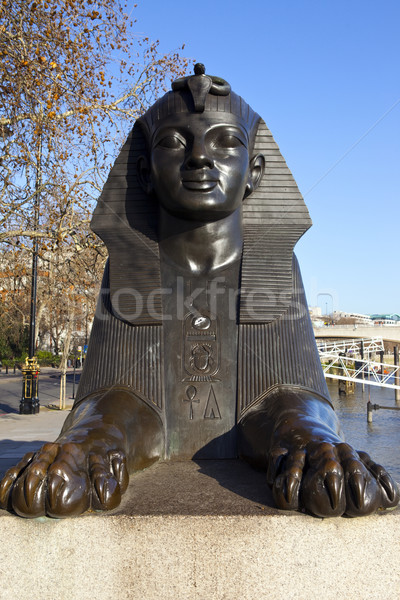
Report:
156,134,186,149
213,134,245,149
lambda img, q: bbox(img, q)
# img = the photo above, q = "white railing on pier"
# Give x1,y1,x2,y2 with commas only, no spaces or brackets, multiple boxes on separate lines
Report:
319,351,400,390
316,337,384,355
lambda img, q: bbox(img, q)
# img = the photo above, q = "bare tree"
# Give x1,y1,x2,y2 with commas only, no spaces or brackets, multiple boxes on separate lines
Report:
0,0,190,360
0,0,189,244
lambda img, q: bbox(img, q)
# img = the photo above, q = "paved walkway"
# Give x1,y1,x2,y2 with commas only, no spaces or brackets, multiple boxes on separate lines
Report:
0,404,71,478
0,366,81,476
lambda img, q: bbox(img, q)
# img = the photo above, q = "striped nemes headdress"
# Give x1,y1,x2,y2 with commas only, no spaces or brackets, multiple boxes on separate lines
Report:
139,63,260,149
91,65,312,325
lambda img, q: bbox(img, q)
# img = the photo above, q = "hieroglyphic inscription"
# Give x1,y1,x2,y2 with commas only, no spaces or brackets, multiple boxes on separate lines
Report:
181,385,222,420
183,313,220,381
182,385,200,420
203,385,221,419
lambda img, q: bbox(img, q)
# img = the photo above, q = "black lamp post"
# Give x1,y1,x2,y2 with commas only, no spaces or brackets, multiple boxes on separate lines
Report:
20,133,42,414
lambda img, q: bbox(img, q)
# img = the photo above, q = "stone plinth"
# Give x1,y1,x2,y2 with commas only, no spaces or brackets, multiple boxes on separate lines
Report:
1,460,399,600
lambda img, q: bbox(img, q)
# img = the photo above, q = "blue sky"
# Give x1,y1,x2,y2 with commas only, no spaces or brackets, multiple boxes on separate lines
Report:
133,0,400,315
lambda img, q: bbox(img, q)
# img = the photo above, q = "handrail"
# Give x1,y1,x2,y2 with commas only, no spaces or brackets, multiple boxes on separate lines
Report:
367,400,400,422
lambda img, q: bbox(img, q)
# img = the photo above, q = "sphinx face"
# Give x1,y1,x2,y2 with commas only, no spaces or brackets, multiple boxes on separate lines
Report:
149,111,251,221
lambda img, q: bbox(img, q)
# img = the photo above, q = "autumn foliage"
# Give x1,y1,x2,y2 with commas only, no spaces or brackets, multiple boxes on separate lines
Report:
0,0,190,359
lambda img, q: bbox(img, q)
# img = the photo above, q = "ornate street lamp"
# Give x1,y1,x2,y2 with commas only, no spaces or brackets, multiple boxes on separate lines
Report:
20,133,42,414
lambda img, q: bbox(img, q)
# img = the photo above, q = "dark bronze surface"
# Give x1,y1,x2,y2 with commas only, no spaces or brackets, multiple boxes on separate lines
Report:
1,64,398,518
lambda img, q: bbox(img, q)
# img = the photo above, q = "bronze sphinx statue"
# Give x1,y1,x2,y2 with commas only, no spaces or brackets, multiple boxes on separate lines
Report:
1,64,398,518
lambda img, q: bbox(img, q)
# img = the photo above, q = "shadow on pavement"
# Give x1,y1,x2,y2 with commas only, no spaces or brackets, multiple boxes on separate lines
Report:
0,404,18,415
0,439,49,478
194,459,274,507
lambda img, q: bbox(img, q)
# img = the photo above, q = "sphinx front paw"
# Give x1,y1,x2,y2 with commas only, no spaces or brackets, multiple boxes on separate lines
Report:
268,441,399,517
0,443,129,518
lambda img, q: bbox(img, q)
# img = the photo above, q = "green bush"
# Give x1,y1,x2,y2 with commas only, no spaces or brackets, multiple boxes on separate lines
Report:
14,352,28,369
35,351,61,367
51,354,61,367
36,350,53,366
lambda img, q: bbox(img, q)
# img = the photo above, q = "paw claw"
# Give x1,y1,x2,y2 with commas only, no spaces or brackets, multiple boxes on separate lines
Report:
325,472,343,511
0,474,15,510
348,472,365,509
273,473,300,511
23,472,42,506
378,474,393,500
94,475,106,505
378,473,399,506
93,474,120,510
285,474,299,505
110,455,129,493
11,474,46,517
47,474,64,511
357,452,399,508
267,447,288,486
0,452,36,510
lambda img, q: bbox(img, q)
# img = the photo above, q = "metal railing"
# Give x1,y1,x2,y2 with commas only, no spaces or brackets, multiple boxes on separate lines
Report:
367,401,400,422
319,351,400,391
317,337,384,355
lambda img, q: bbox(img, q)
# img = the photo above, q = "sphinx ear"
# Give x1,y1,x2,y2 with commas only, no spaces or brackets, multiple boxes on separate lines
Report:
244,154,265,199
137,155,153,195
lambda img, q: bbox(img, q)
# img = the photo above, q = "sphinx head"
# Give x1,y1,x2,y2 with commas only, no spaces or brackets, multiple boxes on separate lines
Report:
137,64,265,222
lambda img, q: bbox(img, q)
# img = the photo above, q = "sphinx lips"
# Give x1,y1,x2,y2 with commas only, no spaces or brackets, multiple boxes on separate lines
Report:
181,174,218,191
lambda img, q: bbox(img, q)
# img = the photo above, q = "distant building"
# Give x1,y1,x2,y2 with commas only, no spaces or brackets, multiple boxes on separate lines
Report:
370,314,400,326
333,311,373,325
308,307,326,328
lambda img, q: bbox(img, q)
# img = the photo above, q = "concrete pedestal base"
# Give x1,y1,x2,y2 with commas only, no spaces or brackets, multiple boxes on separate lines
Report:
1,460,399,600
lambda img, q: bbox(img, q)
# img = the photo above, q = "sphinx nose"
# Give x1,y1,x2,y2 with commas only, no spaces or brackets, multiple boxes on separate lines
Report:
185,140,214,169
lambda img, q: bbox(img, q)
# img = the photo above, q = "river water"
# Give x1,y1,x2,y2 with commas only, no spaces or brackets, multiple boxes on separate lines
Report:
328,379,400,483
